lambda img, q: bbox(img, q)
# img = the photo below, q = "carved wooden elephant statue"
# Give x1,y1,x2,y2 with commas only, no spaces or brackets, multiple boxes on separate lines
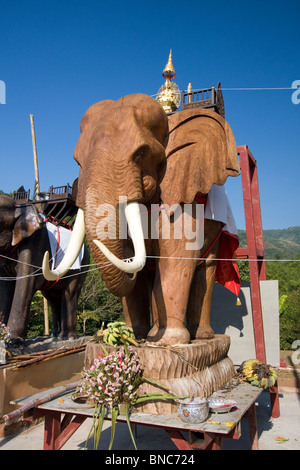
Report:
43,93,240,345
0,195,90,343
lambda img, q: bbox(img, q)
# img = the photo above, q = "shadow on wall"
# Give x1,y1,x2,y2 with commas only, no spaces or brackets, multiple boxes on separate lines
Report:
211,283,248,336
210,281,280,367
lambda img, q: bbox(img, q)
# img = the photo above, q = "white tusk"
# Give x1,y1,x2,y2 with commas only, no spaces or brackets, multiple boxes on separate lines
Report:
93,201,146,274
42,208,86,280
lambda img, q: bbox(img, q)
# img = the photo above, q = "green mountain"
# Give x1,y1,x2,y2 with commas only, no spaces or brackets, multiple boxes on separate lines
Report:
238,226,300,259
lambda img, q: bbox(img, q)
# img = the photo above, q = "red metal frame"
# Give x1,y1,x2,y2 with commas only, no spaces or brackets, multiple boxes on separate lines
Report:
235,145,280,418
235,145,267,363
33,402,260,451
33,408,87,450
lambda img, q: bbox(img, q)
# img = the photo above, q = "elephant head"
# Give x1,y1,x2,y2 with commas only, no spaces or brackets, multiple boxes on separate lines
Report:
43,94,169,296
0,195,43,254
42,93,240,299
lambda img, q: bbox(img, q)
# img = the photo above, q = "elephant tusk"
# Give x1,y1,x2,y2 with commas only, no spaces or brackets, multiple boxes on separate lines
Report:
93,201,146,274
42,208,86,281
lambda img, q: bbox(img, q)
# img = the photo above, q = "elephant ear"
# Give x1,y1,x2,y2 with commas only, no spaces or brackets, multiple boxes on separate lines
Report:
160,108,240,208
12,204,43,246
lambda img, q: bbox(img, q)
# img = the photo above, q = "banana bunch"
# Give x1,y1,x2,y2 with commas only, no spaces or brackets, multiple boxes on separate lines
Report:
97,321,138,347
240,359,278,389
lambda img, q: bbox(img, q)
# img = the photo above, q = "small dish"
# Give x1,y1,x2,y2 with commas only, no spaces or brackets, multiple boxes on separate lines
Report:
208,398,237,413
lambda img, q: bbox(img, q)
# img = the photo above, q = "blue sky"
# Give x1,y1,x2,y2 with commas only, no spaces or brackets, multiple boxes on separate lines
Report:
0,0,299,230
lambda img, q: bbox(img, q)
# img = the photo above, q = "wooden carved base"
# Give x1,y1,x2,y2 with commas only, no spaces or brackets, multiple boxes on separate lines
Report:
84,335,235,415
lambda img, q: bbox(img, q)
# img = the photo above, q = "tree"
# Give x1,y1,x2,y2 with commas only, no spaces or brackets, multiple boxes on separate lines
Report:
266,254,300,349
76,264,123,335
279,286,300,349
0,189,13,197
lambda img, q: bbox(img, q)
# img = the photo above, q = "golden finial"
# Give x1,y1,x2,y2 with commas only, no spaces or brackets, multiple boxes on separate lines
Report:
156,50,180,113
163,49,176,79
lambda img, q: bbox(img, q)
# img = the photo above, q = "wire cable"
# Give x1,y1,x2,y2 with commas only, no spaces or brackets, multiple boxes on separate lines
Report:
0,255,299,281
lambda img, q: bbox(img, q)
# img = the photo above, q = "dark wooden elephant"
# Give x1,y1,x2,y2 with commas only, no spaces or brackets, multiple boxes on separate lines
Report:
43,93,240,345
0,195,90,343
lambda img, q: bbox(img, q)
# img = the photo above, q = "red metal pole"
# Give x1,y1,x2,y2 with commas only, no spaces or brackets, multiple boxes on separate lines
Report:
269,381,280,418
44,411,61,450
237,146,266,363
246,148,267,281
247,402,259,450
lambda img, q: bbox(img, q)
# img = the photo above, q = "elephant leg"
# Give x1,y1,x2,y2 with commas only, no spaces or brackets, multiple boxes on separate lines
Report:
7,277,36,341
45,293,61,337
122,269,152,339
148,202,209,345
186,221,222,339
148,255,195,345
0,279,15,324
60,281,78,340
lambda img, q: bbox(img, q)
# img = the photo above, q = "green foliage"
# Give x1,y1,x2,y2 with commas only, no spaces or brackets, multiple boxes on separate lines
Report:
237,260,250,282
266,254,300,349
279,287,300,350
237,227,300,350
0,189,13,197
267,254,300,294
279,295,288,315
76,261,123,336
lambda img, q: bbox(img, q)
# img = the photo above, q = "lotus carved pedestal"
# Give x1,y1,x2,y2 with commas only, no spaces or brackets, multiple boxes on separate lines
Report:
84,334,235,415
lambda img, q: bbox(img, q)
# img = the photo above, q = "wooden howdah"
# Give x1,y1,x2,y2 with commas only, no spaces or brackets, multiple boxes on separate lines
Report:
84,335,235,415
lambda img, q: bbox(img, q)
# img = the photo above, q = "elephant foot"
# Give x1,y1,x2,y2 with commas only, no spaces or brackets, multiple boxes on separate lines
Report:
131,323,150,340
189,324,215,340
147,326,190,345
58,331,77,341
6,337,25,355
147,324,161,342
50,329,60,338
68,334,77,341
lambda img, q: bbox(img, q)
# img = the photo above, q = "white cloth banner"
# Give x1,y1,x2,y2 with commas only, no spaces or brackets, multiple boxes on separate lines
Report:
45,221,84,271
204,184,238,236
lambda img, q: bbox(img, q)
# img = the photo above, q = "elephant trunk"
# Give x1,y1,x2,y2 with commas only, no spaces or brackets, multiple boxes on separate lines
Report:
84,188,146,297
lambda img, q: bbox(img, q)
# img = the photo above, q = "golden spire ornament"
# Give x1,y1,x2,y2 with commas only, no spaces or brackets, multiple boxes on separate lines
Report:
162,49,176,80
156,50,181,113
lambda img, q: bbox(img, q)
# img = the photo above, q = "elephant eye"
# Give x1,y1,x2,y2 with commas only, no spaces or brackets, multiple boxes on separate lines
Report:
132,145,149,165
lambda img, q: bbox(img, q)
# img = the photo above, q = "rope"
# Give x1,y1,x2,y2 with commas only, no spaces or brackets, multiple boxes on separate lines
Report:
0,255,299,281
206,87,295,91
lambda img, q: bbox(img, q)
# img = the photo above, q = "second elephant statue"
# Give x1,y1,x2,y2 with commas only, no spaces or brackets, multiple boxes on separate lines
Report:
0,195,90,343
43,93,240,345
